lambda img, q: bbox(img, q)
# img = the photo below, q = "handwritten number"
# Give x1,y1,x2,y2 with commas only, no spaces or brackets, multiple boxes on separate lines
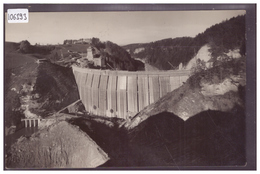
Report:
8,12,28,21
23,13,27,20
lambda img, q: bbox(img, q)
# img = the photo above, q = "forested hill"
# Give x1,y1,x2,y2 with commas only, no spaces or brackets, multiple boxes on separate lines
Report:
103,40,144,71
123,15,245,70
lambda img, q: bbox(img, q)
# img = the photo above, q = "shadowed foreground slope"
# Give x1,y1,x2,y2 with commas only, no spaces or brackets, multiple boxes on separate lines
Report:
127,108,245,166
69,107,245,167
5,105,245,168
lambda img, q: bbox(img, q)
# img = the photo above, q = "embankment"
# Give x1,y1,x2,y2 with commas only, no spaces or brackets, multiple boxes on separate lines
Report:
5,116,109,168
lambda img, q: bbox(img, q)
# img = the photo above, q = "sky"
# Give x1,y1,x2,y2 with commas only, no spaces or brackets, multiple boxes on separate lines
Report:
5,10,246,46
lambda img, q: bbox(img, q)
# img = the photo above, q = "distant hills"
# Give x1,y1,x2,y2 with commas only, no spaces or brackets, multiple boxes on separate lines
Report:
5,38,144,71
6,15,245,71
123,15,245,70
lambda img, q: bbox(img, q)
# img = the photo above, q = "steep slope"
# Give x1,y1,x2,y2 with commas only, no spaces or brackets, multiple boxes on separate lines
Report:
184,44,242,70
117,56,246,166
126,109,245,166
124,56,246,129
4,42,79,133
5,42,39,130
184,44,212,70
104,41,144,71
123,15,245,70
31,62,79,116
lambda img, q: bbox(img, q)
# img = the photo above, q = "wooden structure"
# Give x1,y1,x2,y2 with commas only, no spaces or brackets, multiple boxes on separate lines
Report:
72,66,191,119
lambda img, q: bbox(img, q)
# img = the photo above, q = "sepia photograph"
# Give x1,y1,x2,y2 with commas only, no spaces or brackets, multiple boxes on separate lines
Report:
3,4,256,170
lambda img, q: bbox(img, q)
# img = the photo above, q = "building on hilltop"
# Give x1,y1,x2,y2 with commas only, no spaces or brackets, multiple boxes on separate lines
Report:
73,38,92,44
83,38,92,44
64,40,73,45
64,38,92,45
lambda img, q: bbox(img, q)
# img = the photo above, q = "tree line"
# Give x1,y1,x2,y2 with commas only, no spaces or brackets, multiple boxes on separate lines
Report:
124,15,245,70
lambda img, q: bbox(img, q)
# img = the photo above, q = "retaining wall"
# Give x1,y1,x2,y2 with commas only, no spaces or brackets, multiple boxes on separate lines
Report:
72,66,191,119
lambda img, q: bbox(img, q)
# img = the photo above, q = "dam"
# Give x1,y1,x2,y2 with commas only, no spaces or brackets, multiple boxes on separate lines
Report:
72,66,191,119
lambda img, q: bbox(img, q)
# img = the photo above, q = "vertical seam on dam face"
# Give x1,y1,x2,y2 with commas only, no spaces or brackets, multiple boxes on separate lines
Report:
97,74,101,108
158,74,161,98
148,75,150,106
106,75,109,113
85,73,88,112
115,75,118,117
136,75,139,113
90,73,94,114
126,75,128,115
72,66,190,119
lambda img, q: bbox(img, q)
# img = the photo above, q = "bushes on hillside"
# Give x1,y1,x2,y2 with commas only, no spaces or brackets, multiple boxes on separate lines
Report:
91,37,105,49
18,40,54,55
188,56,246,89
19,40,31,53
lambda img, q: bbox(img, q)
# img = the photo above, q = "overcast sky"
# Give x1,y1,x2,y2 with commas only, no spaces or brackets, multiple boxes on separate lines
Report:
5,10,245,46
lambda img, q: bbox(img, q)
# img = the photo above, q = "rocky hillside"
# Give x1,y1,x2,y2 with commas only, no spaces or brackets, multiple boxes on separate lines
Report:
124,56,246,129
123,15,245,70
118,56,246,166
104,40,144,71
4,42,79,133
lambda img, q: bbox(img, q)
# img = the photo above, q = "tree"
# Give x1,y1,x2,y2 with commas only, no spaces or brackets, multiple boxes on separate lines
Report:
92,37,105,49
191,59,207,75
91,37,100,46
19,40,31,53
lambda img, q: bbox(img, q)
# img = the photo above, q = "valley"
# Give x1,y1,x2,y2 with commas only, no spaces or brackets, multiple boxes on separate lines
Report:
4,14,248,168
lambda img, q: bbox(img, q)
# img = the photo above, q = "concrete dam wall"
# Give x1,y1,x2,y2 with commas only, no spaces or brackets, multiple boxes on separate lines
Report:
72,66,191,119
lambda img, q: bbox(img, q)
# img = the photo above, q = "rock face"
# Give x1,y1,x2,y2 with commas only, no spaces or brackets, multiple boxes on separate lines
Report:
6,120,109,168
184,44,242,71
184,45,212,70
134,47,145,54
